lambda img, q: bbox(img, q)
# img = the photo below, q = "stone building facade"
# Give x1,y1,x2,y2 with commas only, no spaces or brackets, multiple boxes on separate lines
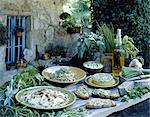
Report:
0,0,80,77
0,0,80,76
0,0,73,59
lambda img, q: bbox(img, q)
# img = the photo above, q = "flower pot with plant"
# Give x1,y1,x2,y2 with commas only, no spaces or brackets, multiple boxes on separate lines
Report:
73,32,105,62
0,22,7,73
15,26,24,37
98,24,115,72
59,12,81,34
122,35,143,65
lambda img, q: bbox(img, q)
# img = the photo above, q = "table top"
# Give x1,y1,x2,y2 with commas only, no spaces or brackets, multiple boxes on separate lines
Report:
46,79,150,117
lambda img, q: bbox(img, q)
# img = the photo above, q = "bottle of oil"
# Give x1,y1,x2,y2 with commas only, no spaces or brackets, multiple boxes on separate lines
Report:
112,29,125,77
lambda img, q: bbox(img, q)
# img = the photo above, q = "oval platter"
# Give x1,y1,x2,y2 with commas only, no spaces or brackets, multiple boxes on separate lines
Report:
15,86,76,110
42,66,86,84
85,76,119,88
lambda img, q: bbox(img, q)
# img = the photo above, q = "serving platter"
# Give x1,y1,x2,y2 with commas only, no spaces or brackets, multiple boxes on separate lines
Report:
15,86,76,110
42,66,86,84
85,76,119,88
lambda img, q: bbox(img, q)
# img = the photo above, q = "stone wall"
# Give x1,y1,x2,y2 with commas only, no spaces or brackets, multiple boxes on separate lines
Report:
0,46,6,77
0,0,77,60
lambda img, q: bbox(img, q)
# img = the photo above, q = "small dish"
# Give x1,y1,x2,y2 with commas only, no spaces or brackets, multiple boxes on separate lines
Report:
83,61,103,70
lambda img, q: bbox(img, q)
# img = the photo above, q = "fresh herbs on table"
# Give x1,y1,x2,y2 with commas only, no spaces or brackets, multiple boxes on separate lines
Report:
0,105,41,117
120,66,143,78
121,86,150,102
56,106,89,117
0,67,49,106
0,105,89,117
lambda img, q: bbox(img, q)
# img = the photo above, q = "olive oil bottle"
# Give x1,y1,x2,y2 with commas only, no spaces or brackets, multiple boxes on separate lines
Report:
112,29,125,77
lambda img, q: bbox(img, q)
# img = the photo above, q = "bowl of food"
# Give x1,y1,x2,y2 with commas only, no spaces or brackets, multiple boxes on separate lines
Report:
83,61,103,74
42,66,86,84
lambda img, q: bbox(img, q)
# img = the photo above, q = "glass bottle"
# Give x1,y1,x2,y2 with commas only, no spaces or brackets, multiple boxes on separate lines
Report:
112,29,125,77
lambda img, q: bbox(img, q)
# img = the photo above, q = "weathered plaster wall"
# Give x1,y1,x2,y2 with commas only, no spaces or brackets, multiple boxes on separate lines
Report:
0,46,6,77
0,0,74,59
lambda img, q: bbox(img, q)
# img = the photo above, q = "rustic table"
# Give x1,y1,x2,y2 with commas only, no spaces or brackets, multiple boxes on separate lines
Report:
60,80,150,117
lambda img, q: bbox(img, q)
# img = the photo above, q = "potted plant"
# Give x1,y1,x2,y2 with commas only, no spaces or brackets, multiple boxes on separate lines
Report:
59,12,81,34
122,35,142,65
74,32,105,61
98,24,115,72
0,22,7,72
15,26,24,37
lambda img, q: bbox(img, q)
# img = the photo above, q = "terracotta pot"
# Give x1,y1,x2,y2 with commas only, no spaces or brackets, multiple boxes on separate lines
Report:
44,53,49,60
15,32,22,37
101,53,112,73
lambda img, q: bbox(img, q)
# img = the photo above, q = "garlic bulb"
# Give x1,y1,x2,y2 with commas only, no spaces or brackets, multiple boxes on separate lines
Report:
129,59,143,69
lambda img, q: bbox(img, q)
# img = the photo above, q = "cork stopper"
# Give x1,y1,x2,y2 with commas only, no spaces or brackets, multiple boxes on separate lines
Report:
117,29,121,36
116,29,122,46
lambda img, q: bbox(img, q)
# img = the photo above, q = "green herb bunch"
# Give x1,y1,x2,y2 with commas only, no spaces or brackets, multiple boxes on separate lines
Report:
121,86,150,102
0,67,48,106
120,66,143,78
98,24,115,53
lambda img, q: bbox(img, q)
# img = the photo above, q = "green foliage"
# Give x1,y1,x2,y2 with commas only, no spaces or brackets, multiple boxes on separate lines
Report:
0,105,40,117
98,23,139,58
75,32,105,59
92,0,150,67
122,35,139,59
121,86,150,102
0,105,88,117
98,24,115,53
45,43,67,56
61,16,77,29
0,67,89,116
0,22,7,46
120,66,143,78
56,106,89,117
0,66,48,106
70,0,91,27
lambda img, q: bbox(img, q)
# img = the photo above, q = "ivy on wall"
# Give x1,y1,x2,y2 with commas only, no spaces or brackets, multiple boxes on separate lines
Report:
91,0,150,67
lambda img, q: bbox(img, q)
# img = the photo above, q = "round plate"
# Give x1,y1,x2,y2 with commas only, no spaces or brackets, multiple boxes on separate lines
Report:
85,76,119,88
15,86,76,110
83,61,103,70
42,66,86,84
